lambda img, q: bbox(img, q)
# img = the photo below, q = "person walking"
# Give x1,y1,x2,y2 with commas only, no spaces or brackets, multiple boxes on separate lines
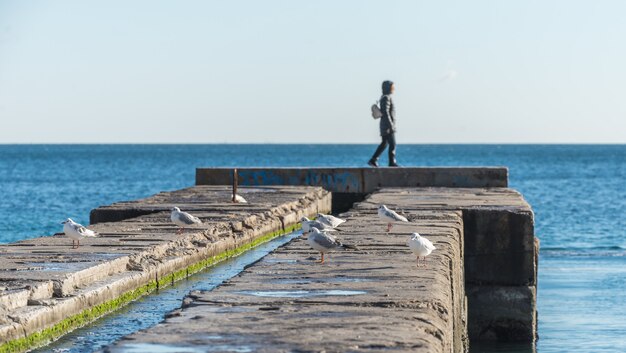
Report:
368,80,399,167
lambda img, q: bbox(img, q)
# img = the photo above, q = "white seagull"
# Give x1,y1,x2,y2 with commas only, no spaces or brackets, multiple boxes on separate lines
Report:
171,207,202,234
62,218,98,249
300,216,335,234
306,228,357,264
231,194,248,203
407,232,436,267
378,205,409,232
316,213,346,228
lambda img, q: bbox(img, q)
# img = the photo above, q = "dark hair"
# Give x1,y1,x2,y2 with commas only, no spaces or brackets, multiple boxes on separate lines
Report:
382,80,394,95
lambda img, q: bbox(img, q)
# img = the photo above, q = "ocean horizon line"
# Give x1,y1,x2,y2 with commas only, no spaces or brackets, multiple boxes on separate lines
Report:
1,142,625,146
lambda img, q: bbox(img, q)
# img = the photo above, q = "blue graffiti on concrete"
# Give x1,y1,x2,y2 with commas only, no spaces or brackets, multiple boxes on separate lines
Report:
236,169,362,192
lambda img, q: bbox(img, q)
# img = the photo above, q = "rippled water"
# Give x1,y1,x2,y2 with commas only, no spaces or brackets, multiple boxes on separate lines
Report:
1,144,624,352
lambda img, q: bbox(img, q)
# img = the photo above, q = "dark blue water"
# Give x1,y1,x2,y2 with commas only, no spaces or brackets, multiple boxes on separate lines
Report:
1,144,624,352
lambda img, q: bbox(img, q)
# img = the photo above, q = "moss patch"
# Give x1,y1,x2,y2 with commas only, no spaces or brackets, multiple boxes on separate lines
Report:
0,221,304,353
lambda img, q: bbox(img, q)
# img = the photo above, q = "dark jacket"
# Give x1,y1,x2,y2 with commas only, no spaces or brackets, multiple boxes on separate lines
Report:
379,94,396,136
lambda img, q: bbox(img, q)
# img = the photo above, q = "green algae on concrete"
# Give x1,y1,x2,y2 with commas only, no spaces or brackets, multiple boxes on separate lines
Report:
0,223,303,353
0,282,157,353
156,223,302,289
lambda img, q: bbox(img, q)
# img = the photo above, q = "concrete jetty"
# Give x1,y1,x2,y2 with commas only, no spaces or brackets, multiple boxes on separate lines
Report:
0,186,330,352
196,167,538,342
105,190,467,352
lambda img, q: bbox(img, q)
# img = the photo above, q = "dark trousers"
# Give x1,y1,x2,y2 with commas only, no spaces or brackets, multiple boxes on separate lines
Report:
371,133,396,165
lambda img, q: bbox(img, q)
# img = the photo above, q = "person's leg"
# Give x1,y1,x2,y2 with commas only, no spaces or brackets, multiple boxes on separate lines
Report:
387,133,398,166
369,135,389,166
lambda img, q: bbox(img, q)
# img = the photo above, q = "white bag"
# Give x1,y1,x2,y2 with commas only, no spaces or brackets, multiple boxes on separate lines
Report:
371,101,382,119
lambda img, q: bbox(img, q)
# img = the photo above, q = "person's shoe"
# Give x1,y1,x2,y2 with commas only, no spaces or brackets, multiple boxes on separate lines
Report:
389,163,400,167
368,159,379,167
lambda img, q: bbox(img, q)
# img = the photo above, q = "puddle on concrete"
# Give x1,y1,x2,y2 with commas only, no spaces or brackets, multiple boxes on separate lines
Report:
240,289,367,298
270,278,313,284
93,253,124,258
262,258,298,264
241,290,310,297
33,230,303,353
330,277,372,283
119,343,206,353
205,345,253,352
205,306,254,314
25,262,90,271
1,254,122,272
271,277,372,285
0,266,45,271
119,342,254,353
238,188,278,193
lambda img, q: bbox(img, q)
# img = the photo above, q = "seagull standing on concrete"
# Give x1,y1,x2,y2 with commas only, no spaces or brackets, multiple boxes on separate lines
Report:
62,218,98,249
316,213,346,228
407,232,436,267
378,205,408,232
300,217,335,234
306,228,357,264
171,207,202,234
231,194,248,203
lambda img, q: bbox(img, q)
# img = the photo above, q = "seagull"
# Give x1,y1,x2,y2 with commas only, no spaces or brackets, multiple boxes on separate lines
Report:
300,216,335,234
306,228,357,264
378,205,409,232
316,213,346,228
62,218,98,249
407,232,436,267
231,194,248,203
171,207,202,234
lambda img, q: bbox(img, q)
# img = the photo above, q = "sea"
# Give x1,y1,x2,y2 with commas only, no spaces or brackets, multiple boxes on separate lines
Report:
0,144,624,353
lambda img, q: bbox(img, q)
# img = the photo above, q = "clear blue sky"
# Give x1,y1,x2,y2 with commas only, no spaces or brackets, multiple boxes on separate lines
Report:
0,1,624,143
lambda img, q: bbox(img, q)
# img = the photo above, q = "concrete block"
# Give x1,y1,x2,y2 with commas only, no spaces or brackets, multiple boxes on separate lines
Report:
463,209,536,286
467,285,537,342
463,209,535,255
28,281,54,301
0,289,29,311
465,252,536,286
0,322,22,342
361,167,508,189
195,167,509,191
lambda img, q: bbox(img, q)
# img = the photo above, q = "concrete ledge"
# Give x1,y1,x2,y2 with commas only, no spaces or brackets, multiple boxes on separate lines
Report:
104,200,467,352
196,167,509,192
353,187,537,342
356,188,535,285
466,285,537,341
90,185,318,224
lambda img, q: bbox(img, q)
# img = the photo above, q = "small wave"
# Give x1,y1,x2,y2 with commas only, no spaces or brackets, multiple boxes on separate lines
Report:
542,245,626,252
541,245,626,258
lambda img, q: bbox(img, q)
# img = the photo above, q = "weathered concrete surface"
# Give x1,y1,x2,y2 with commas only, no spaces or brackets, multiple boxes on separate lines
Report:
91,185,322,224
196,167,508,193
104,194,467,353
197,168,537,342
0,186,330,352
354,188,537,341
